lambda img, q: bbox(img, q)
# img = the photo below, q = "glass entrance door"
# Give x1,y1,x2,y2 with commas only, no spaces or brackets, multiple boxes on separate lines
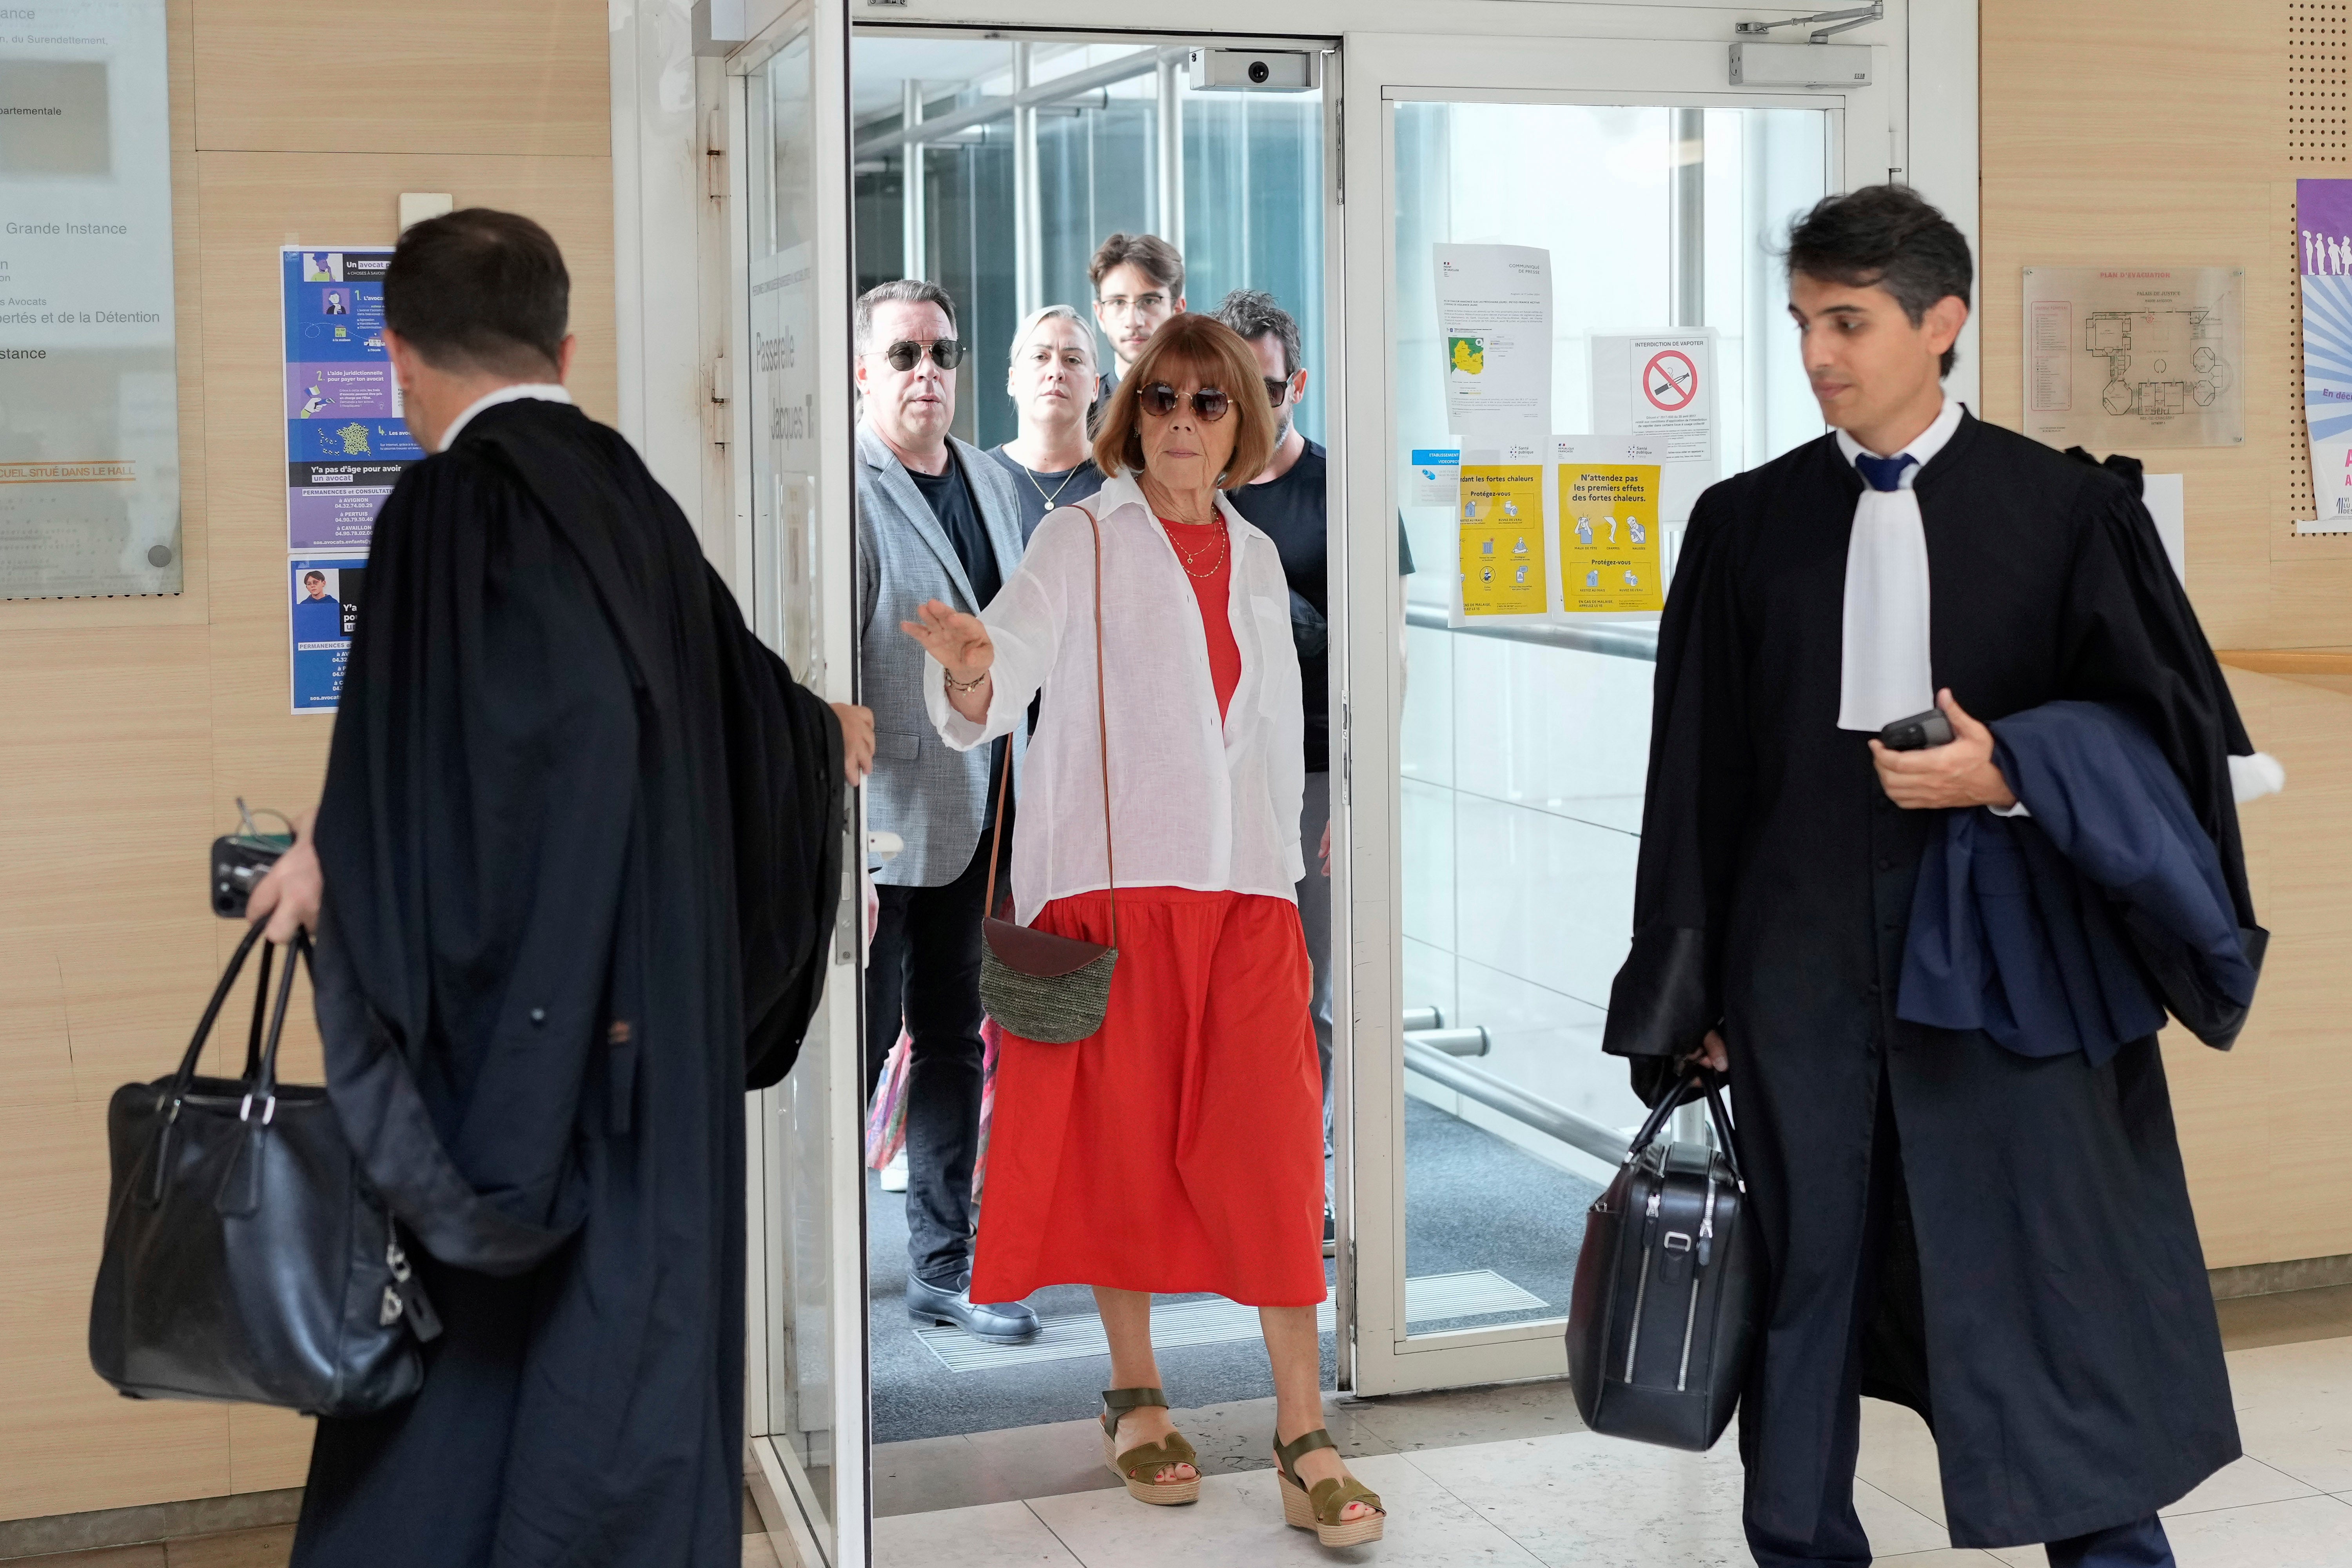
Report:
735,4,867,1563
1334,31,1884,1397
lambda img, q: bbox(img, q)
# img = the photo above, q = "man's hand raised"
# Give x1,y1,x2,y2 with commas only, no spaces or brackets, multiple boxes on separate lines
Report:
245,807,322,944
831,702,875,787
1868,688,2017,811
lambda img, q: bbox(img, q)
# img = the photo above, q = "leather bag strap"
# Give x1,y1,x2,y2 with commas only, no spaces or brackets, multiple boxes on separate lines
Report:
980,503,1117,947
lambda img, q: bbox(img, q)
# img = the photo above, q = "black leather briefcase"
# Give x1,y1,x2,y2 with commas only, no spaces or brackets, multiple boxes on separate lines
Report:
89,925,439,1417
1566,1074,1759,1451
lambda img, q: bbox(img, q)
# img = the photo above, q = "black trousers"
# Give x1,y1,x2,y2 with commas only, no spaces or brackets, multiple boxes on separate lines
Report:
865,764,1006,1292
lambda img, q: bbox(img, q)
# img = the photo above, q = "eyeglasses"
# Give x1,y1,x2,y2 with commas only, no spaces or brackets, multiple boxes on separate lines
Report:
1136,382,1230,421
1263,375,1296,407
1097,292,1169,315
875,338,965,372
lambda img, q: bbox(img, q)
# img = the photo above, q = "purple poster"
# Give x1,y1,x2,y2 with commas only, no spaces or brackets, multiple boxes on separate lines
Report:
2299,180,2352,522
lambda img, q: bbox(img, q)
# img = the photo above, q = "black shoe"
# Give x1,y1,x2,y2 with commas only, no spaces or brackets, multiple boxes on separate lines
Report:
907,1275,1040,1343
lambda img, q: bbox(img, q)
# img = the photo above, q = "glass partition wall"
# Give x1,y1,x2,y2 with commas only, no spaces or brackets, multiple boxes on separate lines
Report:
1391,101,1831,1336
851,34,1325,448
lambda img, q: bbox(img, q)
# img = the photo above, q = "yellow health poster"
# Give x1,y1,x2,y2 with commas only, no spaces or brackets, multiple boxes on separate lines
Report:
1457,459,1547,617
1558,459,1663,613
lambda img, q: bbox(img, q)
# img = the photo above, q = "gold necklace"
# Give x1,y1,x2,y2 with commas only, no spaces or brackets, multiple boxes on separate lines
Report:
1159,516,1228,579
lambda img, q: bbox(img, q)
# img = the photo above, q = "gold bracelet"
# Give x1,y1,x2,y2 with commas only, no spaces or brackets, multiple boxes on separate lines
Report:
944,668,988,695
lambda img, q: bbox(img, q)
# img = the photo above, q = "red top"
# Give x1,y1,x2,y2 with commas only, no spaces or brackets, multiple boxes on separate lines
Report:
1161,517,1240,720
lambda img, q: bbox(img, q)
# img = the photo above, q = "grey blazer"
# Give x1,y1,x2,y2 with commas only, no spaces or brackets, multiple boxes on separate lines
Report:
856,421,1028,887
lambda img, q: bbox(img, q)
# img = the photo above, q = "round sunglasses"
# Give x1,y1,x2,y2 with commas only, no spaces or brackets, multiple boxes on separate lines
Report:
876,338,966,372
1136,381,1230,421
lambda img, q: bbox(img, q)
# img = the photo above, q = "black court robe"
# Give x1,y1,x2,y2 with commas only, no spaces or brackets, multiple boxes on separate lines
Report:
1603,414,2249,1550
292,399,843,1568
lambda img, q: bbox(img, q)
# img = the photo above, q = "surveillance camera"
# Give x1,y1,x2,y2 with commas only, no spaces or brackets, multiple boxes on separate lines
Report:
1247,58,1271,84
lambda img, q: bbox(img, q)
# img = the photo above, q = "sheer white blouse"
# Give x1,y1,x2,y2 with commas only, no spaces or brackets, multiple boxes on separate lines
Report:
923,470,1307,925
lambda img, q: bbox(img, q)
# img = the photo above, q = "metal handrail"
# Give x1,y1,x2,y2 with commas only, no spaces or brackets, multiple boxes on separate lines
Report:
1404,601,1659,663
1400,1037,1630,1165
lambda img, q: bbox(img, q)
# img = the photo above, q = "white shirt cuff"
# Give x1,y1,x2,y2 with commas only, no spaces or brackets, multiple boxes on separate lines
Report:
2230,751,2285,804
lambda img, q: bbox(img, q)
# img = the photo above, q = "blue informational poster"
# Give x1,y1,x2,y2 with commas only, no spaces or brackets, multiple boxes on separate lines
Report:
280,245,416,712
289,557,363,711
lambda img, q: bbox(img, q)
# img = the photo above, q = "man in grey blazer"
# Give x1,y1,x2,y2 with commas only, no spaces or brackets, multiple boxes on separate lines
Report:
853,279,1038,1342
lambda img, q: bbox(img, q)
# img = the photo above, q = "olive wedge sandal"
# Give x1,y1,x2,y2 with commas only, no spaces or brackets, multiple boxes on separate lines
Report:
1273,1428,1387,1547
1100,1387,1201,1505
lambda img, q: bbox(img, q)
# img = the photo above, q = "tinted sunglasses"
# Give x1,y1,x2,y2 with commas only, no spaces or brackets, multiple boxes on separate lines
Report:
878,338,965,371
1263,374,1296,406
1136,382,1230,421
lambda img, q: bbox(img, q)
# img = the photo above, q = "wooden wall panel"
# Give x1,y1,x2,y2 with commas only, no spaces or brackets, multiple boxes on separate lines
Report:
1983,3,2352,1275
2177,670,2352,1268
0,0,614,1526
190,0,610,158
1981,2,2352,648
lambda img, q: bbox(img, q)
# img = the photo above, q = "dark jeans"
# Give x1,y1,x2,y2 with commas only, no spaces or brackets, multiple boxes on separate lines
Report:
865,779,1005,1292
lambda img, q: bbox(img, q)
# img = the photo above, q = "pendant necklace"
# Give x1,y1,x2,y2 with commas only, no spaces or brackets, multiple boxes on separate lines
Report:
1017,455,1088,511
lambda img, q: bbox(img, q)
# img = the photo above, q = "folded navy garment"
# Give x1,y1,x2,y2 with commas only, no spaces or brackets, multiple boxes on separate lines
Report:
1898,701,2259,1064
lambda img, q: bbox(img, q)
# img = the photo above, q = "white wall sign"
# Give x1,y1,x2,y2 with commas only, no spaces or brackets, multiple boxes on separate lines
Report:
0,0,182,598
1590,329,1717,526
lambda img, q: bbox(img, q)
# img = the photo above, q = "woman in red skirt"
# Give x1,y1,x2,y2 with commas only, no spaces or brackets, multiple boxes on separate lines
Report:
902,314,1383,1548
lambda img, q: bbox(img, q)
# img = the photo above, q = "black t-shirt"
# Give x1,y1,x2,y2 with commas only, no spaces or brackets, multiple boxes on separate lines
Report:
907,454,1002,610
907,452,1008,833
1223,438,1417,775
986,446,1106,543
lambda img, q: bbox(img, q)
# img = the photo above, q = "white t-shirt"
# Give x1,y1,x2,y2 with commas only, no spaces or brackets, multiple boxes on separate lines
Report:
924,470,1307,924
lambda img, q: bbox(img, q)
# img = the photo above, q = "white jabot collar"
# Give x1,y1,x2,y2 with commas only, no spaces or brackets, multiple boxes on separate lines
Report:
437,383,573,452
1833,395,1963,732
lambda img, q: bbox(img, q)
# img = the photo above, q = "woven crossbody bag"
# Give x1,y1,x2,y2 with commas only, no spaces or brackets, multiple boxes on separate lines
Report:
976,503,1119,1043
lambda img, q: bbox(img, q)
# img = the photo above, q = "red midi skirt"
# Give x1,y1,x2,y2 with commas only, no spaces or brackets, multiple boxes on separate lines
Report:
969,887,1328,1308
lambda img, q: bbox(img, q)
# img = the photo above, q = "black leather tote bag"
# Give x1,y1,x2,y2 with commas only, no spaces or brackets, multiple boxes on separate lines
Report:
89,924,440,1417
1566,1073,1759,1452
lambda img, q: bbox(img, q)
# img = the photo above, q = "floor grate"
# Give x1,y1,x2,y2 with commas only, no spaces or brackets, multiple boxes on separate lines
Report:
910,1269,1549,1373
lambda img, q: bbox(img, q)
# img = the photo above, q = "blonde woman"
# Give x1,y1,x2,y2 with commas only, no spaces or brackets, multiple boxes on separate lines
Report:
901,314,1385,1548
987,304,1106,542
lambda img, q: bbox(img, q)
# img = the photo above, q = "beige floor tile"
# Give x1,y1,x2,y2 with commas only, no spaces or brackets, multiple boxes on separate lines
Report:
1403,1428,1946,1566
162,1525,293,1568
872,1498,1083,1568
1344,1379,1587,1452
1027,1452,1538,1567
1857,1397,1949,1526
741,1530,783,1568
2157,1492,2352,1565
2225,1337,2352,1492
9,1549,167,1568
1875,1553,2004,1565
2162,1454,2317,1515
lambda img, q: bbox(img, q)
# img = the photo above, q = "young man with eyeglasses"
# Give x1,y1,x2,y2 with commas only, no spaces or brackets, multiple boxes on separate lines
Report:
1213,290,1415,1245
1089,231,1186,407
852,278,1040,1343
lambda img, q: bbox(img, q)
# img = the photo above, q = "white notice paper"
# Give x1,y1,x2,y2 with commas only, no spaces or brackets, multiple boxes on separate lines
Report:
1434,244,1552,442
1590,330,1719,526
2142,473,2185,585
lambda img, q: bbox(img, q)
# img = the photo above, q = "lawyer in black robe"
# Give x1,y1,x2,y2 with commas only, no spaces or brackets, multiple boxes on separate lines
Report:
1604,412,2250,1554
291,397,844,1567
